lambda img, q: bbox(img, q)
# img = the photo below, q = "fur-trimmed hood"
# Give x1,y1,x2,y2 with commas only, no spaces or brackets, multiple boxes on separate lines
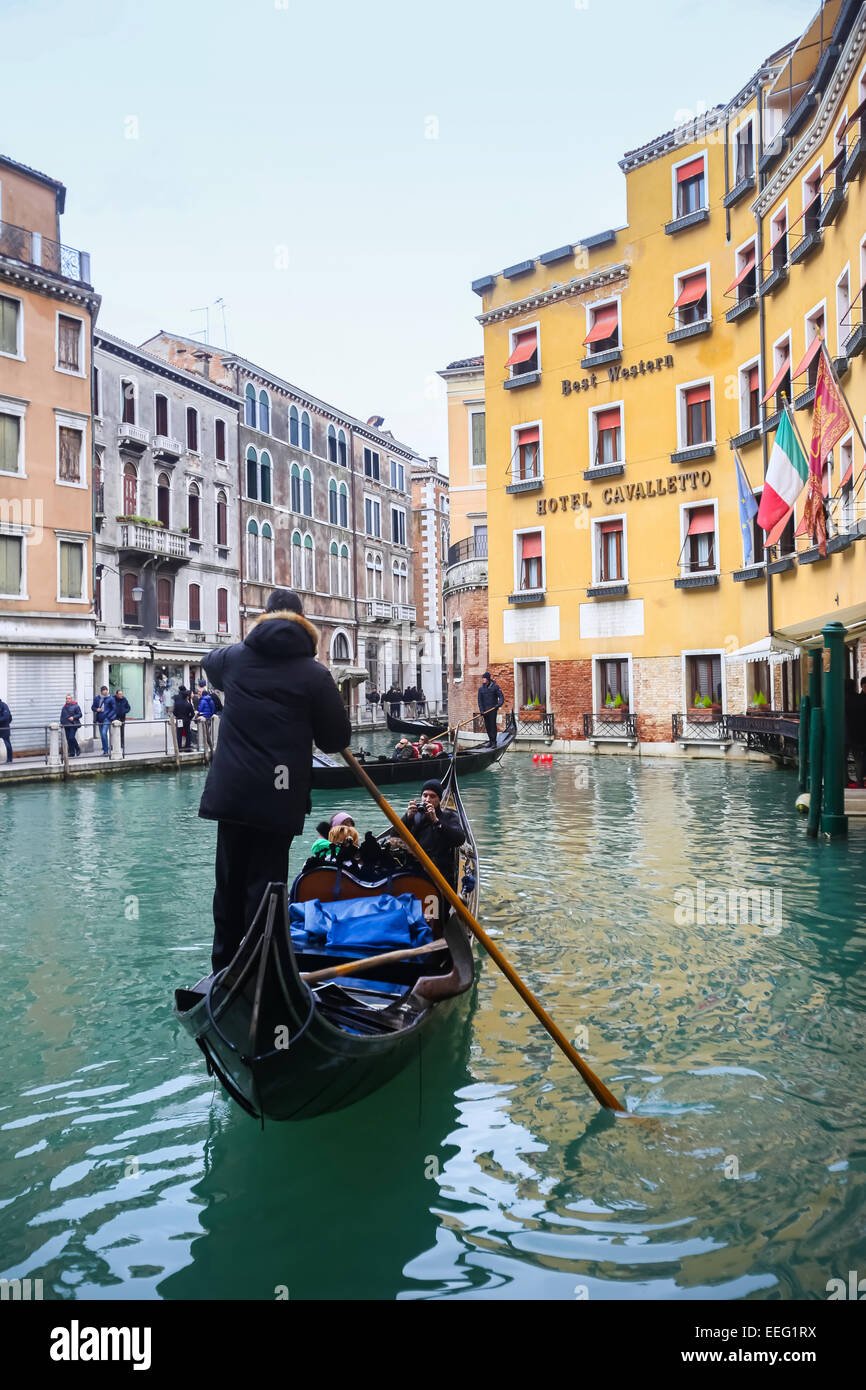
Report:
245,609,320,657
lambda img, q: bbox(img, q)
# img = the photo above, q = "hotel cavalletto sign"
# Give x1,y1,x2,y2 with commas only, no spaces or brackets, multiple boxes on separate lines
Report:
537,469,712,515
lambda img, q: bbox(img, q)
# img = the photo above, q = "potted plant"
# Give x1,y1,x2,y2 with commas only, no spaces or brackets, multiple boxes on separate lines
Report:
747,690,770,716
522,696,546,723
691,692,722,722
600,690,629,722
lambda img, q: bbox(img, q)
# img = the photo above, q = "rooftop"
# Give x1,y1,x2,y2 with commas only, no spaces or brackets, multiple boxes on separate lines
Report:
0,154,66,213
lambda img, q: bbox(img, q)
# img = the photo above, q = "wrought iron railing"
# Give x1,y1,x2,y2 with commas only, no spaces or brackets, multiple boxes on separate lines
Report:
583,712,638,741
447,533,488,567
672,712,730,741
727,713,799,757
0,219,88,282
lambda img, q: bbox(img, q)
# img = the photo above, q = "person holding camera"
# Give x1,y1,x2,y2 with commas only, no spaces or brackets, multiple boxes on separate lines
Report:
402,778,465,878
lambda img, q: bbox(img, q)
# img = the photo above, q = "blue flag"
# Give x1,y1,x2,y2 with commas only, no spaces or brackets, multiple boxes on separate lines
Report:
734,453,759,565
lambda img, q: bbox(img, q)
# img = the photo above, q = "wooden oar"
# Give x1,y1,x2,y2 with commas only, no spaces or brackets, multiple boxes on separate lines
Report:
339,748,626,1114
301,939,448,984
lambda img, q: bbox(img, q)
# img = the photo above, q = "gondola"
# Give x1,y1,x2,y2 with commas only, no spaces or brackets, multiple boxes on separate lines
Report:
174,755,480,1121
385,711,449,737
310,717,516,792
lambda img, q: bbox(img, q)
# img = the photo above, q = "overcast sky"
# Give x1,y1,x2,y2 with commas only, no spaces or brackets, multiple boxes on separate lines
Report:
4,0,816,463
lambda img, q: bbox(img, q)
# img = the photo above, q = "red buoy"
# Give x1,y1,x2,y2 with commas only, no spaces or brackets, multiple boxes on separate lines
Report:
532,753,539,764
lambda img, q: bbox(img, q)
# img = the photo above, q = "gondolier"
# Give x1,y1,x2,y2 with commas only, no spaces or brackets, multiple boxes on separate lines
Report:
478,671,504,747
199,588,351,974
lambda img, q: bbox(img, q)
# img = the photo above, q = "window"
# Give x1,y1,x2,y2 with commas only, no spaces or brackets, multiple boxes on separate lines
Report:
217,587,228,633
122,572,140,624
726,242,756,302
333,632,350,662
676,155,706,216
216,489,228,547
441,521,449,563
157,472,171,529
597,519,624,583
770,209,788,271
0,294,21,356
779,511,796,556
157,577,172,629
340,544,350,596
452,621,463,681
245,384,257,428
93,366,101,418
57,314,82,372
390,458,405,491
245,447,258,500
682,383,713,446
57,423,83,484
519,661,546,706
339,481,348,527
301,411,311,452
687,654,722,706
260,451,272,505
0,404,23,475
592,407,622,467
189,583,201,631
290,462,301,512
94,568,101,620
392,559,408,604
338,428,347,467
261,522,274,582
247,519,260,581
803,164,822,233
796,308,825,390
302,467,312,517
291,531,303,588
673,269,709,327
365,496,381,537
329,541,339,593
512,424,541,481
364,447,380,480
684,504,717,572
303,533,314,590
121,380,136,425
762,339,791,413
215,418,226,461
583,302,619,354
839,437,855,531
188,482,201,539
391,506,406,545
836,269,850,356
123,462,137,515
186,406,199,452
329,478,338,524
289,405,300,445
0,534,23,595
740,363,761,430
517,530,544,592
750,489,765,566
506,325,539,376
734,120,754,183
328,425,337,463
365,550,383,598
598,658,628,708
470,409,486,469
258,391,270,434
155,393,169,436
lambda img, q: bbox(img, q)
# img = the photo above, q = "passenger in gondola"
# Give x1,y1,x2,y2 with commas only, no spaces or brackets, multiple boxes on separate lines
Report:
392,737,417,761
416,734,444,758
403,778,465,879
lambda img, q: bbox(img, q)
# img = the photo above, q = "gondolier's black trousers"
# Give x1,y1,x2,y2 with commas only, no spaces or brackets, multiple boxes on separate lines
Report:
212,822,292,975
482,709,498,745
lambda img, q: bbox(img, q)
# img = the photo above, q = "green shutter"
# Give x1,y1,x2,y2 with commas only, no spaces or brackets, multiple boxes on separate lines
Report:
60,541,83,599
0,535,22,595
472,411,486,469
0,413,20,472
0,296,19,355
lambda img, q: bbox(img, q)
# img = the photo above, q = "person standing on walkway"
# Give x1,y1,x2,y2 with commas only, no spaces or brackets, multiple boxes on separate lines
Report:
60,694,83,757
113,689,131,754
197,687,216,755
173,687,195,751
478,671,504,747
198,587,351,975
91,686,116,756
0,696,12,763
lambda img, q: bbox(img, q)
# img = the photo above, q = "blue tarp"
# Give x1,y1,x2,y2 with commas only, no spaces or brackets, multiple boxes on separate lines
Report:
288,894,433,952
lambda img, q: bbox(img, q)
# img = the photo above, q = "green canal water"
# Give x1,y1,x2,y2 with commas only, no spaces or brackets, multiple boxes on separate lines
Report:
1,746,865,1301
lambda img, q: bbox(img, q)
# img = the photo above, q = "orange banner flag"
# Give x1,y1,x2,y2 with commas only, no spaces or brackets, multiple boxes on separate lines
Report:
797,351,848,556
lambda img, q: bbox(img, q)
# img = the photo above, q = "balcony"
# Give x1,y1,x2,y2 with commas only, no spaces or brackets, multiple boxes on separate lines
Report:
152,435,183,463
843,135,865,183
392,604,416,623
672,712,730,746
508,588,544,605
674,572,718,589
819,184,845,226
580,346,622,370
726,294,757,323
583,712,638,746
664,208,710,235
444,533,488,596
118,522,189,563
667,318,711,345
506,469,543,495
759,264,788,297
117,422,149,453
723,175,755,208
0,219,91,284
365,599,392,622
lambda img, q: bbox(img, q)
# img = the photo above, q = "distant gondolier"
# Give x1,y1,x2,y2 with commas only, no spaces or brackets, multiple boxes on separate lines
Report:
478,671,504,747
199,588,351,974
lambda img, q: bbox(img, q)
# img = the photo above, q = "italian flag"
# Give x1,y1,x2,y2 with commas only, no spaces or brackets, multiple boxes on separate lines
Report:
756,410,809,545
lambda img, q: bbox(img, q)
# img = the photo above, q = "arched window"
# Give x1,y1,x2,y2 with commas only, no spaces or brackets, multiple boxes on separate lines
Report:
340,543,350,597
333,632,350,662
338,428,347,467
392,559,408,605
156,472,171,529
258,390,270,434
122,571,139,625
339,481,349,527
216,489,228,547
246,446,258,500
365,550,382,599
291,530,303,588
289,405,299,446
441,522,449,562
157,576,172,629
290,462,301,512
246,518,260,581
188,582,201,631
329,541,339,593
303,533,314,590
260,450,272,505
217,587,228,633
329,478,338,524
327,424,337,463
302,467,312,517
261,522,274,583
301,411,311,452
123,461,137,516
245,383,257,428
188,482,201,539
186,406,199,452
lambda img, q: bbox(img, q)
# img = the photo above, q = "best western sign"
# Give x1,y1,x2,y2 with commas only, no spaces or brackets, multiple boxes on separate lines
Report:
562,354,675,395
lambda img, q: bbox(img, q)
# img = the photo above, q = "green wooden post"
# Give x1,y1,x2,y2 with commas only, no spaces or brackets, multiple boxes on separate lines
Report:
798,693,811,793
820,621,848,838
809,647,822,709
807,707,823,839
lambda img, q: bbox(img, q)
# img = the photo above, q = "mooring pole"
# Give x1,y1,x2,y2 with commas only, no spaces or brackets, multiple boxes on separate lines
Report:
820,621,848,839
798,693,811,794
807,707,823,839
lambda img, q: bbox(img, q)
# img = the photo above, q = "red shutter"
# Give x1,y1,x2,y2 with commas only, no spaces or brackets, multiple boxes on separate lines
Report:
748,365,760,393
676,156,704,182
215,419,226,461
217,588,228,632
792,334,823,378
685,383,712,406
761,354,791,403
583,305,619,345
596,408,621,431
158,578,172,628
600,520,622,534
505,330,538,366
516,425,540,445
521,533,542,559
725,245,756,294
674,271,707,307
687,506,715,535
189,584,200,625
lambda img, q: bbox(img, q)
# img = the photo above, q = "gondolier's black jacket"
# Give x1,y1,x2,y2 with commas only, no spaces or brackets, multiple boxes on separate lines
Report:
199,609,351,835
477,679,504,714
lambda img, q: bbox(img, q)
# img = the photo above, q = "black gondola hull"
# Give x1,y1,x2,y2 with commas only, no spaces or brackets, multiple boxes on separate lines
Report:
385,713,449,737
311,724,515,791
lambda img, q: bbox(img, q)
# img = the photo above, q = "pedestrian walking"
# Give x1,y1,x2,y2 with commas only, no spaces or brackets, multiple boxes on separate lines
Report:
91,686,116,756
60,694,83,757
0,695,12,763
198,587,351,975
478,671,504,747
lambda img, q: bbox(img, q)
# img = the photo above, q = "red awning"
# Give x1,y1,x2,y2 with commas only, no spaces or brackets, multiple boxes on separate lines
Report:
599,520,622,534
677,156,704,183
516,425,539,445
725,246,756,294
761,355,790,404
596,408,621,431
792,333,823,378
685,383,711,406
748,365,760,393
521,533,542,559
674,271,707,308
584,305,619,345
687,506,715,535
505,331,538,367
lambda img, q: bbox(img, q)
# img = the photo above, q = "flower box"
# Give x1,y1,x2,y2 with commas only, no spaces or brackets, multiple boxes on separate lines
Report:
690,704,722,722
598,707,630,723
521,706,546,723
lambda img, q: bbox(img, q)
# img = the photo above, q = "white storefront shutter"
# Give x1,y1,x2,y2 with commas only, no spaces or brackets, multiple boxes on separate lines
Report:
6,653,77,747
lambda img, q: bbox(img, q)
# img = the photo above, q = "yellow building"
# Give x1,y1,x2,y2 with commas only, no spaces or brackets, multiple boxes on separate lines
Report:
471,0,864,751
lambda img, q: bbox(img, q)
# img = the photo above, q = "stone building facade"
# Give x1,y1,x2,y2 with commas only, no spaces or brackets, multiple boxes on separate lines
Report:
410,456,449,706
